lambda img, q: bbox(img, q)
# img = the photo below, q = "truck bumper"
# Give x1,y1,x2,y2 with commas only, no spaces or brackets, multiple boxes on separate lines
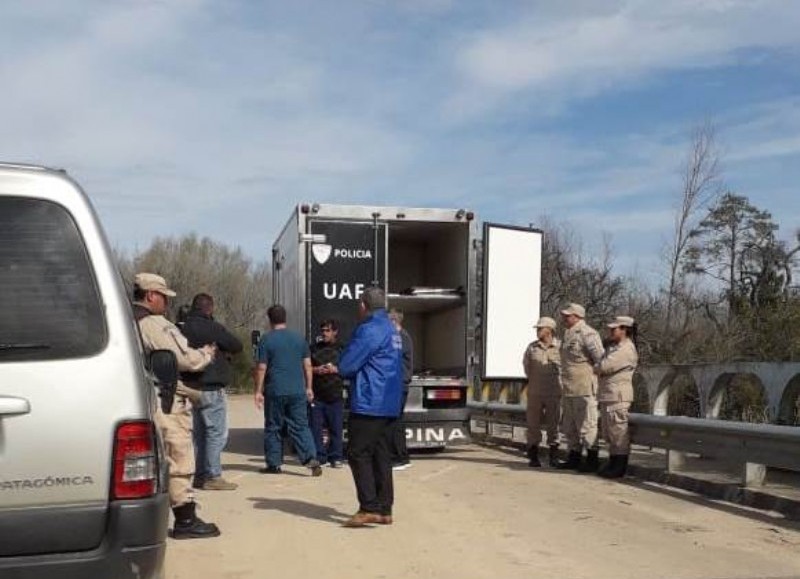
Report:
403,408,471,448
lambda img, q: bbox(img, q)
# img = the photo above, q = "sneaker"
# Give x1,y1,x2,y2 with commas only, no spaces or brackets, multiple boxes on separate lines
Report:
202,477,238,491
392,462,411,471
259,466,282,474
304,458,323,477
328,461,344,469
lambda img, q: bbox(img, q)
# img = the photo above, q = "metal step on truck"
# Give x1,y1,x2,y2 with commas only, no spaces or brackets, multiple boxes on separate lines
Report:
271,203,542,449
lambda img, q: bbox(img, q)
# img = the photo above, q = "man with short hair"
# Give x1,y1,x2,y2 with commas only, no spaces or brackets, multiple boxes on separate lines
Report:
388,309,413,470
181,293,243,491
133,273,221,540
310,319,345,468
557,303,604,472
254,305,322,477
332,287,403,527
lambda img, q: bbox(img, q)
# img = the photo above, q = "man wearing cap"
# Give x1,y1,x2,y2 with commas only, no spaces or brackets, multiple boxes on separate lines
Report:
595,316,638,479
132,273,221,540
522,316,562,467
557,303,604,471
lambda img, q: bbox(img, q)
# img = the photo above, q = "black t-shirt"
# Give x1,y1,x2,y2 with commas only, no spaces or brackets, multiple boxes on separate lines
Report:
310,341,344,403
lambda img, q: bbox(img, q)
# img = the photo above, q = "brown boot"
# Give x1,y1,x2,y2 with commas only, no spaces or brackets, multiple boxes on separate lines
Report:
202,477,238,491
343,511,383,527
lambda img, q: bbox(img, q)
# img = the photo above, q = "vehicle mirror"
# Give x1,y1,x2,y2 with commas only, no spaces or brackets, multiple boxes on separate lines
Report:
149,350,178,385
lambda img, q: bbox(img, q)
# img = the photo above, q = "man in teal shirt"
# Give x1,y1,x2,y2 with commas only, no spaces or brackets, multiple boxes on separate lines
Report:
253,305,322,476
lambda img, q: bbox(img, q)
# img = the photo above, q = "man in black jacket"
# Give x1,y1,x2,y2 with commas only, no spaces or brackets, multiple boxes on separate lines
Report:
389,309,413,470
309,319,345,468
181,293,243,491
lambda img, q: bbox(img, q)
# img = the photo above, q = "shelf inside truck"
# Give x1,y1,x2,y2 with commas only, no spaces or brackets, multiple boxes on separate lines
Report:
387,293,465,314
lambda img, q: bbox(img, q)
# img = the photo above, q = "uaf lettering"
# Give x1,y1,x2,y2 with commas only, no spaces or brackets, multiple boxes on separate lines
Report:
334,248,372,259
323,283,365,300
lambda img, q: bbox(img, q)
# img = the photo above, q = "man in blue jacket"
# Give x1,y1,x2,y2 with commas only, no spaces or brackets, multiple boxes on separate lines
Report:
332,287,403,527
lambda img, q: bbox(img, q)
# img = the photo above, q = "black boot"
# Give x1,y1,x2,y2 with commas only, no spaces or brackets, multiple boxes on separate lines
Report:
527,445,541,468
600,455,629,479
172,502,221,540
548,444,560,467
579,448,600,473
597,455,618,477
556,449,582,470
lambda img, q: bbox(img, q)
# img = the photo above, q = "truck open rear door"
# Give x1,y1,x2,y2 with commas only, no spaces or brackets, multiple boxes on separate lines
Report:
481,224,543,381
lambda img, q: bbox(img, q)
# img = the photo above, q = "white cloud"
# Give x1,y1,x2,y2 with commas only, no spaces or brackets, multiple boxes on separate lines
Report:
451,0,800,116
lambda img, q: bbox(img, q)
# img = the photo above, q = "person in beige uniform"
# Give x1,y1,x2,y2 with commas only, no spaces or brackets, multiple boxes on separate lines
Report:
557,303,604,472
132,273,221,540
595,316,638,479
522,316,562,468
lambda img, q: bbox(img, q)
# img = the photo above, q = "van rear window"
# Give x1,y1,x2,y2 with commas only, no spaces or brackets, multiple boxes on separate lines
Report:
0,197,107,362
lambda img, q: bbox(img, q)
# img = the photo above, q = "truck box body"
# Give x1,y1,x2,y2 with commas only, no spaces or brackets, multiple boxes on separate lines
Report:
272,203,542,448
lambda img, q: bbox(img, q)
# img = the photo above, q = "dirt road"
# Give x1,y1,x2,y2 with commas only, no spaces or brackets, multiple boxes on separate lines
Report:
165,395,800,579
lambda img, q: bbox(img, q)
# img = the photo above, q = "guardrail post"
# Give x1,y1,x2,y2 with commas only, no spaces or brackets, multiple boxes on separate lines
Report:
743,462,766,487
666,449,685,472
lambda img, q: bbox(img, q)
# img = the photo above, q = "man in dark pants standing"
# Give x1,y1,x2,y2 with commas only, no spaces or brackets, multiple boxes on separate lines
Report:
181,293,243,491
333,288,403,527
389,309,413,470
253,305,323,477
309,319,345,468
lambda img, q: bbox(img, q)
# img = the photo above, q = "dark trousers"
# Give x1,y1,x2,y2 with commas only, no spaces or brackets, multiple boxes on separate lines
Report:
310,399,344,463
263,394,316,468
389,391,409,464
347,414,395,515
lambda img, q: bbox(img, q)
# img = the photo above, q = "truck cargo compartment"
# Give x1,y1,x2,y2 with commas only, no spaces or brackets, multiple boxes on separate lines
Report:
386,221,469,379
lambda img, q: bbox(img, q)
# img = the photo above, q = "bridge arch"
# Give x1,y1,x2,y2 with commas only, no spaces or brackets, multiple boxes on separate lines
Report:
658,368,701,417
777,373,800,425
631,373,651,413
707,372,770,422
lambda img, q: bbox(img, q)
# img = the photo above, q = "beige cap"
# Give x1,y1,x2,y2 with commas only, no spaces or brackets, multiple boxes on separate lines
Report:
560,303,586,318
534,316,557,330
134,273,176,297
607,315,635,329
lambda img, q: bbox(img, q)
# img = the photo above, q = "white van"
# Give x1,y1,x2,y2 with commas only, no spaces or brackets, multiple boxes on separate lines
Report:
0,163,168,578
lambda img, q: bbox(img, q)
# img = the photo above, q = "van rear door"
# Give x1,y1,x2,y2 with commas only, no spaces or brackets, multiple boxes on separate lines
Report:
481,223,543,381
0,196,112,556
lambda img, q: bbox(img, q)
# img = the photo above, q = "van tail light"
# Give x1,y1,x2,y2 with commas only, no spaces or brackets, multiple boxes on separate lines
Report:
112,421,157,500
425,388,463,401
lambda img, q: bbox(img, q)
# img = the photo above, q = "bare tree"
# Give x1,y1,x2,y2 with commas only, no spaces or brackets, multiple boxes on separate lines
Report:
664,123,720,341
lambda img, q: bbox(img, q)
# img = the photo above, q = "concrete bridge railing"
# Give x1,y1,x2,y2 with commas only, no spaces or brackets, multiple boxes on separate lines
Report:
474,362,800,425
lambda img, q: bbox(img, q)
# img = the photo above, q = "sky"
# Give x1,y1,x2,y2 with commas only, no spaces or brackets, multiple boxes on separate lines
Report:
2,0,800,287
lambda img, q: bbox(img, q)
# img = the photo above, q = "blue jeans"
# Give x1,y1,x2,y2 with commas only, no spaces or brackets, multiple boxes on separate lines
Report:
310,399,344,464
263,393,317,468
192,388,228,481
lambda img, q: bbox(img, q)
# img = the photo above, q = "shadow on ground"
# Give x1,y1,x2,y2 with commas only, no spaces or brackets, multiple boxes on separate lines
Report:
226,428,263,456
224,463,311,477
248,497,352,525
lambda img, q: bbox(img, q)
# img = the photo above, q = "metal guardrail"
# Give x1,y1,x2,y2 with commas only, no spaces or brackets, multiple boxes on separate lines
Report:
467,400,800,487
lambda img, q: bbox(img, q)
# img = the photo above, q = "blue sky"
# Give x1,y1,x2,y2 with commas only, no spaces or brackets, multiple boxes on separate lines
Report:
2,1,800,286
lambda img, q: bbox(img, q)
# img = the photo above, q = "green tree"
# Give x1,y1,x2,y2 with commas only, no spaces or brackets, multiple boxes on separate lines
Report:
116,234,272,390
684,192,778,314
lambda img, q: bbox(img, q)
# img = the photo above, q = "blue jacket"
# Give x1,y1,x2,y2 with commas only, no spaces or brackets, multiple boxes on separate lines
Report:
339,309,403,417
